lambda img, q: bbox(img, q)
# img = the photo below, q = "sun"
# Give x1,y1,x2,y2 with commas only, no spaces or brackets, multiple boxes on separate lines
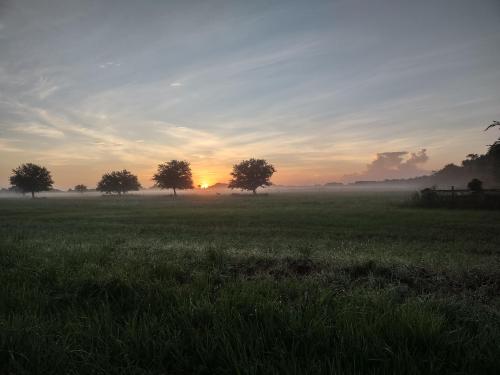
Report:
200,182,209,189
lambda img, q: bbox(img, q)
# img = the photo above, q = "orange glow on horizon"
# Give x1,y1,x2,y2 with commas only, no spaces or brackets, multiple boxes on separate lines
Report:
192,167,227,189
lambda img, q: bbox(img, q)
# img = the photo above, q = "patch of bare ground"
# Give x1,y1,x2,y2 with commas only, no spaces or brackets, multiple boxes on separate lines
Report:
227,257,500,301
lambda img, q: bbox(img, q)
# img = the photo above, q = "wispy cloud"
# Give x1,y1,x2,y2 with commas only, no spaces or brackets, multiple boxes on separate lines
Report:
0,138,23,153
12,123,65,138
32,76,60,99
99,62,122,69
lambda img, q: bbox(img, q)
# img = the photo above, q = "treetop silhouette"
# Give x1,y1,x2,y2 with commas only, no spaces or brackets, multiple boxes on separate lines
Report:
10,163,54,198
96,170,141,195
153,160,194,196
228,158,276,194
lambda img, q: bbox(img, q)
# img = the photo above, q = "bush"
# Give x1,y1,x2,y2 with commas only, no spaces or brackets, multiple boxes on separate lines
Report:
409,186,500,210
467,178,483,192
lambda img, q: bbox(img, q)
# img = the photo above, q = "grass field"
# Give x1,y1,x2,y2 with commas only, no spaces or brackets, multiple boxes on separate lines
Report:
1,192,500,374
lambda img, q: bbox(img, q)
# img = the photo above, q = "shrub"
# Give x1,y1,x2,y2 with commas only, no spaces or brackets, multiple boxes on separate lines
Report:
467,178,483,192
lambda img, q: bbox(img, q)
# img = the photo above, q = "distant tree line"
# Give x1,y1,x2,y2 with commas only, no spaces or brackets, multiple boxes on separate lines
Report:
410,121,500,187
7,158,276,198
336,121,500,189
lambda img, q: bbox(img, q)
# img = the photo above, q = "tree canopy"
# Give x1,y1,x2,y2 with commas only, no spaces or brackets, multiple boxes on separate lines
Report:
467,178,483,192
485,121,500,181
484,120,500,132
74,184,87,193
409,121,500,187
9,163,54,198
153,160,194,196
228,158,276,194
96,170,141,195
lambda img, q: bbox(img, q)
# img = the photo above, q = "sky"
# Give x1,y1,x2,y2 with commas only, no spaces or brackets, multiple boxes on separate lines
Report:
0,0,499,189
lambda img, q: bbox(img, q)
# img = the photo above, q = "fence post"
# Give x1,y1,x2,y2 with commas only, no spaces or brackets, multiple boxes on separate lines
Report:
451,185,455,205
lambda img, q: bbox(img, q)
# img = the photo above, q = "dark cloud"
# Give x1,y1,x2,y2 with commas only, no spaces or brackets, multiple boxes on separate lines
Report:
343,149,429,182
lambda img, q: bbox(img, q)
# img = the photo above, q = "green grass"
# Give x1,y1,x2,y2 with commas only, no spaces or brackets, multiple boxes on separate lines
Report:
1,192,499,374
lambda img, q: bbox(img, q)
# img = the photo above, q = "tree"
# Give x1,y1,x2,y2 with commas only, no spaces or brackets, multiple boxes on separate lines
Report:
228,158,276,194
485,121,500,181
467,178,483,192
74,184,87,193
9,163,54,198
484,120,500,132
96,170,141,195
153,160,194,196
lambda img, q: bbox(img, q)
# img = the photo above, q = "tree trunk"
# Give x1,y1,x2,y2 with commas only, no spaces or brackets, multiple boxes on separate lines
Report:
31,191,35,199
252,189,257,195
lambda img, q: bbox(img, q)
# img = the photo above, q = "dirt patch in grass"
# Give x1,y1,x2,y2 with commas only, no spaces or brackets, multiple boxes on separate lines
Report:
228,257,318,278
227,257,500,300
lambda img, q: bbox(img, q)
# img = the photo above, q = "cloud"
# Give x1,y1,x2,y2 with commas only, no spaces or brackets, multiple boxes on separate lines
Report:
170,82,183,87
33,77,59,99
0,138,23,152
13,124,65,138
99,62,121,69
342,149,429,182
406,149,429,165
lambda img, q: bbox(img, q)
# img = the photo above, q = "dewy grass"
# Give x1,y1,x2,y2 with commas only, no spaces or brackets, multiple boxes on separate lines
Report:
1,192,500,374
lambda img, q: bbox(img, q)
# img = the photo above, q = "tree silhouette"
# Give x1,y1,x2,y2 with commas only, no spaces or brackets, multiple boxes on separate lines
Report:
485,121,500,181
153,160,194,196
484,120,500,131
228,158,276,194
96,170,141,195
9,163,54,198
467,178,483,192
74,184,87,193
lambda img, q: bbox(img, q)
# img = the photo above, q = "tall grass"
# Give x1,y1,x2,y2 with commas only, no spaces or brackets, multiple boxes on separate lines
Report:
1,193,499,374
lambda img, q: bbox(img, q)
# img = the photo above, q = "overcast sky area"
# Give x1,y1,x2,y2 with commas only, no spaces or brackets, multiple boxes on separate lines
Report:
1,0,499,188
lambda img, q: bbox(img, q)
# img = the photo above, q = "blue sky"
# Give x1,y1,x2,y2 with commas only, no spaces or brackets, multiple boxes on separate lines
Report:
1,0,499,188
